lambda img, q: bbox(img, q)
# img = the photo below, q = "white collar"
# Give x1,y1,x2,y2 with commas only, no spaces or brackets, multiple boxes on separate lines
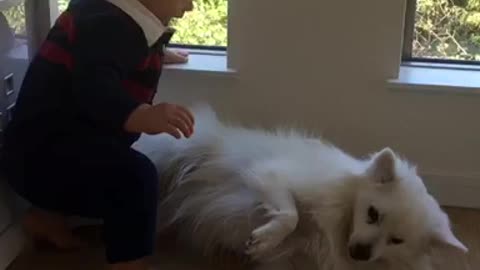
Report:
106,0,166,46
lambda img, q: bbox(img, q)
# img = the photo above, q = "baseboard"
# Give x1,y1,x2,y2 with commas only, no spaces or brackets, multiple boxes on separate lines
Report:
0,222,27,270
422,172,480,209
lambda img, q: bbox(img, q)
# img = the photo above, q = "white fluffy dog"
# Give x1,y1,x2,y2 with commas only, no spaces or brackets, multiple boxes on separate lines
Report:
133,104,467,270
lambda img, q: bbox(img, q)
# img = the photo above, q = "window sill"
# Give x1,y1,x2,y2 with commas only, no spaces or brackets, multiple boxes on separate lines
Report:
162,50,236,78
6,44,236,78
386,62,480,96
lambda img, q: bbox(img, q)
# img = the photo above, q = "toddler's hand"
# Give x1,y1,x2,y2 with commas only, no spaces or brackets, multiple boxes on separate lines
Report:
164,49,189,64
125,103,194,138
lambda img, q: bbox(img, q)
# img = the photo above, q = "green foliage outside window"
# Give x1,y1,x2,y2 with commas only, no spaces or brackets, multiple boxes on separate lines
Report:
2,0,227,47
413,0,480,61
2,3,26,35
8,0,480,61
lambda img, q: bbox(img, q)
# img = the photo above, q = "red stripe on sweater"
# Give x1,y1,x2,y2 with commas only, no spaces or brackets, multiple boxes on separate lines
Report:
39,41,73,70
56,12,75,43
138,53,161,70
122,80,155,103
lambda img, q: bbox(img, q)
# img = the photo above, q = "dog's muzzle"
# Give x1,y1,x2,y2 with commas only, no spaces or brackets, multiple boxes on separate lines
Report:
349,243,372,261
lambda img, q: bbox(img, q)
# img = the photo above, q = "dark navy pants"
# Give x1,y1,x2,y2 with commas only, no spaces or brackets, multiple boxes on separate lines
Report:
2,137,159,264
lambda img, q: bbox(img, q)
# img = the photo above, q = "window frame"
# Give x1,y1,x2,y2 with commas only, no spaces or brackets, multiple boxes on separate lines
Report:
402,0,480,66
24,0,57,56
401,0,415,62
28,0,233,73
46,0,229,52
167,43,227,52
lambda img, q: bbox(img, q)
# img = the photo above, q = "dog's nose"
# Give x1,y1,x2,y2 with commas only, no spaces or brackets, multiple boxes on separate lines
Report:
349,243,372,261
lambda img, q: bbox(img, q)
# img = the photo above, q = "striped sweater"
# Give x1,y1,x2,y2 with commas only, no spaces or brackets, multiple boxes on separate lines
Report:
4,0,174,155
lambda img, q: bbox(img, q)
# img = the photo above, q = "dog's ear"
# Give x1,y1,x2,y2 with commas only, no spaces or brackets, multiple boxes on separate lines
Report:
430,217,468,253
368,147,396,184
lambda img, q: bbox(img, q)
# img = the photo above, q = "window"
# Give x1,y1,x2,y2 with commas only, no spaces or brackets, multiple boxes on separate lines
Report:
168,0,228,50
1,0,27,37
1,0,30,55
403,0,480,64
53,0,228,51
2,0,59,58
57,0,68,13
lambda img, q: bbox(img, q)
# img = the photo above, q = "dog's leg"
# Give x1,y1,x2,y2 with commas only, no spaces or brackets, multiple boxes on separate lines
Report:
324,223,352,270
245,186,298,259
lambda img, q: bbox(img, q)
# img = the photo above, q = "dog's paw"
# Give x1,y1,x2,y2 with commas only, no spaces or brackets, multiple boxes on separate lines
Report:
245,223,285,259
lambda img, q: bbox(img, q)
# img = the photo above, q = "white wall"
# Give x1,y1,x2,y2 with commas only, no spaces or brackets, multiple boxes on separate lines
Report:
157,0,480,192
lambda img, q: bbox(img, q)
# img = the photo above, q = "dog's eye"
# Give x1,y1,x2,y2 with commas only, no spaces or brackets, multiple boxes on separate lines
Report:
388,237,404,245
367,206,379,224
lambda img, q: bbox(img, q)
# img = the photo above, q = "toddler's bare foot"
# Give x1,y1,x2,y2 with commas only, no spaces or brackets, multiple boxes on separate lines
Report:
22,207,86,250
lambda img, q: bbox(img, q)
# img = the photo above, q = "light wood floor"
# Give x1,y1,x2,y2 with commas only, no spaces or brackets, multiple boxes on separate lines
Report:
6,207,480,270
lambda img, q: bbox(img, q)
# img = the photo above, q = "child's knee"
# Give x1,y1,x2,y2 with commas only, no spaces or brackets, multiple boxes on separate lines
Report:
141,154,158,186
140,166,159,210
117,150,159,209
136,152,159,195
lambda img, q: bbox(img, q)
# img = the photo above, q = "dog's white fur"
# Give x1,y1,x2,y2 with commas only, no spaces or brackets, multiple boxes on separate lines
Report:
133,104,468,270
